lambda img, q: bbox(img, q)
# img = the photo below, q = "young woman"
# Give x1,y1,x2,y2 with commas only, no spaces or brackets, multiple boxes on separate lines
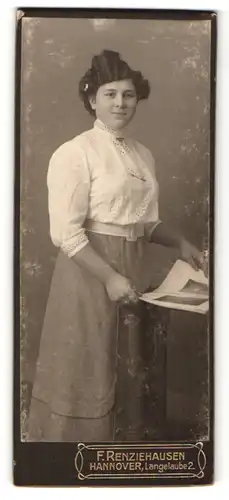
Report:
28,50,203,442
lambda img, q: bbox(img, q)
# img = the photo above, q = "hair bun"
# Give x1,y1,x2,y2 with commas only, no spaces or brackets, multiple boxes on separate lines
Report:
91,50,124,85
92,50,121,69
101,49,120,61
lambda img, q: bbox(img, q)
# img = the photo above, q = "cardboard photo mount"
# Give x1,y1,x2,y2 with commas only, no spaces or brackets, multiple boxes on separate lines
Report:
14,7,216,486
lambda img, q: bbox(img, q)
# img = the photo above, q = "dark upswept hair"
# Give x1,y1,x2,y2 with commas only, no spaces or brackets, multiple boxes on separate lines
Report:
79,49,150,116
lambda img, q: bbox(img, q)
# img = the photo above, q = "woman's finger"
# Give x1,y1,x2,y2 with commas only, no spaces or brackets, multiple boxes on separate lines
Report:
188,256,199,271
122,287,139,304
128,289,139,302
193,251,205,270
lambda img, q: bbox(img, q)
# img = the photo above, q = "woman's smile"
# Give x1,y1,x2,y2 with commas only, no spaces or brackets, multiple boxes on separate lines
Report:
112,112,127,120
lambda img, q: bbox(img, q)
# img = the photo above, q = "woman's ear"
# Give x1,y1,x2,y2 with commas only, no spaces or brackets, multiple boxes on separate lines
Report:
89,95,96,110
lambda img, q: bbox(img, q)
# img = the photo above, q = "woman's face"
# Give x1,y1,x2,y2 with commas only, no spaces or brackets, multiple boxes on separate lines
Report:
89,79,137,131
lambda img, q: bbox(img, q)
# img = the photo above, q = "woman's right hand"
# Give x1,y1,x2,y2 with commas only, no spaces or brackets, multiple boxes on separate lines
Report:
105,273,138,303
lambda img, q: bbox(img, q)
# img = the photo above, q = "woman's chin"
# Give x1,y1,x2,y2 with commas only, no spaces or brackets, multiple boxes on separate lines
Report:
110,117,130,130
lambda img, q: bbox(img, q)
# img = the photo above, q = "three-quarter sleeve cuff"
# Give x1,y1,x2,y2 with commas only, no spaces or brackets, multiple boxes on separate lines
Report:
61,232,89,257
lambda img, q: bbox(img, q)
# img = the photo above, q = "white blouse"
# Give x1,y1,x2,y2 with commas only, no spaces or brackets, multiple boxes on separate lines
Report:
47,119,160,257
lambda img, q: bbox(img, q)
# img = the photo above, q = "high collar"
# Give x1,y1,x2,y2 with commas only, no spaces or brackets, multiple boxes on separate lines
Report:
93,118,126,139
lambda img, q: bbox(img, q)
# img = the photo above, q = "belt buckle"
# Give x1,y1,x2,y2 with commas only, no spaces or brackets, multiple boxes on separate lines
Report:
126,225,137,242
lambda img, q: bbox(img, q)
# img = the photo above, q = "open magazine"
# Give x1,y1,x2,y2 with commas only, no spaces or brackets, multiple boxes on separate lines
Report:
140,259,209,315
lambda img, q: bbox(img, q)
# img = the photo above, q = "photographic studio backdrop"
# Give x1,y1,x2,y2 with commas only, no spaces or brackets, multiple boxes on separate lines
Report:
20,16,211,439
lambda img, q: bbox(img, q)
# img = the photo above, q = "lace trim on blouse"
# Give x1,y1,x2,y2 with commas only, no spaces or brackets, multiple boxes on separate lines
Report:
94,119,147,182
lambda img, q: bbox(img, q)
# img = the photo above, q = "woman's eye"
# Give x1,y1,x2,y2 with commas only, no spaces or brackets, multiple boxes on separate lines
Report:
104,91,136,99
125,93,136,98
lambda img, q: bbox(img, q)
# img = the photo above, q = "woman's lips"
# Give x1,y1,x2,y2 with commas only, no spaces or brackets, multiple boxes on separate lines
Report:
112,112,127,117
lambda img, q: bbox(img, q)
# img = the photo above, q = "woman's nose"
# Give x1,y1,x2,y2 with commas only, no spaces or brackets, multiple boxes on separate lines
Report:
114,94,125,107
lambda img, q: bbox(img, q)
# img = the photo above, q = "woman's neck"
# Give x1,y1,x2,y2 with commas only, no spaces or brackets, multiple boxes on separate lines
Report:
94,118,125,138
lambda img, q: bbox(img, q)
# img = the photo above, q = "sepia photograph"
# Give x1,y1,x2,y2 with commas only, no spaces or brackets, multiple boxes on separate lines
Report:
15,8,215,485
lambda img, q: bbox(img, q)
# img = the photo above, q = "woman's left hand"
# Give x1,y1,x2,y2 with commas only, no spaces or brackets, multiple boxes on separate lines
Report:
179,237,204,271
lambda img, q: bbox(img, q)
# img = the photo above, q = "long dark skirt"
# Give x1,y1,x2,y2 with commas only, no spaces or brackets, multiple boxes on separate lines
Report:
28,232,153,442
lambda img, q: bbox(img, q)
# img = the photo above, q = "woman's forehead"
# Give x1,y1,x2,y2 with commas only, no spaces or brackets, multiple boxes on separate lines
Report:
101,80,135,91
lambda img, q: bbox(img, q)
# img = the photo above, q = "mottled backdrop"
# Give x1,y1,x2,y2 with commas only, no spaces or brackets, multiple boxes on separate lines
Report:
20,17,211,439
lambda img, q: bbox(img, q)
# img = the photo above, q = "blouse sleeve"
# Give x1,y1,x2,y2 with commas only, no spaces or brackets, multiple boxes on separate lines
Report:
144,148,162,240
47,140,90,257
